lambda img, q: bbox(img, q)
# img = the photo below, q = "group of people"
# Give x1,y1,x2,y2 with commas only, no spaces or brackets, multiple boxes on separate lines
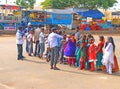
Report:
16,24,119,74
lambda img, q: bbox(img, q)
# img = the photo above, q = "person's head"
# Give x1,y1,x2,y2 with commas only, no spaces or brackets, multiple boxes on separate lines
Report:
41,28,44,33
99,35,104,42
28,22,31,28
87,34,92,38
52,27,57,33
76,27,79,32
82,35,86,41
18,26,23,31
62,31,65,34
63,35,66,40
38,24,42,28
58,31,62,35
89,37,95,44
47,29,51,34
29,30,34,34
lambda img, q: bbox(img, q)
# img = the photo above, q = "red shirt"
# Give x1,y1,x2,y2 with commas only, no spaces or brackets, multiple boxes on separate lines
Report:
97,41,104,53
88,43,96,61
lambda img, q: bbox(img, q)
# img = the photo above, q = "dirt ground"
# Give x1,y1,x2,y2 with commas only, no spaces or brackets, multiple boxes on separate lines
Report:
0,35,120,89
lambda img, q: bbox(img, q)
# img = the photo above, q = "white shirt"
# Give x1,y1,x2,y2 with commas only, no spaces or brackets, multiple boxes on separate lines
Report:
27,34,33,42
34,27,41,42
48,32,63,48
39,32,45,43
102,43,114,65
16,31,24,44
75,31,80,41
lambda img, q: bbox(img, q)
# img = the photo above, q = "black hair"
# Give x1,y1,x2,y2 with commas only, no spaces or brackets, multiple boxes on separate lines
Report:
109,37,115,52
58,31,62,35
18,26,22,30
38,24,42,27
99,35,104,41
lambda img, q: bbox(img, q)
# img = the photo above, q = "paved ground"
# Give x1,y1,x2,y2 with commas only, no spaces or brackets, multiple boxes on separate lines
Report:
0,35,120,89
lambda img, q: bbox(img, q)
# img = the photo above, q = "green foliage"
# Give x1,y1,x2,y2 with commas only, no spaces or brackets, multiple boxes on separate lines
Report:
41,0,117,9
41,0,52,9
16,0,36,9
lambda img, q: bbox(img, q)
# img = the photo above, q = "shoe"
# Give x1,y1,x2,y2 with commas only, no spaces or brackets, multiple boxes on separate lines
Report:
17,58,23,60
46,59,50,62
38,55,41,59
28,54,32,56
50,67,53,69
53,67,60,70
22,56,25,59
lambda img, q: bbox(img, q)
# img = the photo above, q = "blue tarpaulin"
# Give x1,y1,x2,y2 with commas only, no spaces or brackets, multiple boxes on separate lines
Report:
51,13,72,25
77,10,104,19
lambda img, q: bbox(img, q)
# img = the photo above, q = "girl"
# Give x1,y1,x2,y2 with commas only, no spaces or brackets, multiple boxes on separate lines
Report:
80,35,87,70
96,36,104,70
88,37,97,71
64,33,76,66
102,37,119,74
76,39,82,68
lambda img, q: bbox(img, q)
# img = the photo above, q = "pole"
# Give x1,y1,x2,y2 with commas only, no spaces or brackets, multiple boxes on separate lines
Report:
6,0,7,4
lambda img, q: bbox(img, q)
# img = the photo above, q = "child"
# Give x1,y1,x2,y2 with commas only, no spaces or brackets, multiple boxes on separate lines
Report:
85,34,92,70
75,39,82,68
102,37,116,74
80,35,87,70
96,36,104,70
59,35,67,64
88,37,97,71
27,30,34,56
64,34,76,66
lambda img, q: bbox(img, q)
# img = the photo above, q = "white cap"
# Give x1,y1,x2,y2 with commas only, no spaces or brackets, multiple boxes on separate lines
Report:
28,22,31,26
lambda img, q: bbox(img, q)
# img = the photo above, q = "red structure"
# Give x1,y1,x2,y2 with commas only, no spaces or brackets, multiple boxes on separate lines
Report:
0,4,19,10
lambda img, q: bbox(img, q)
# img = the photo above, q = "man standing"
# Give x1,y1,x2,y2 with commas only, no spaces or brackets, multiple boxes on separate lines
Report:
39,28,45,59
34,24,41,56
75,27,80,42
24,22,32,53
16,26,24,60
48,27,63,70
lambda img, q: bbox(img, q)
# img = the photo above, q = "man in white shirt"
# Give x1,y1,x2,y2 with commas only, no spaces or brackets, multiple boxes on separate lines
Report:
34,24,41,56
16,26,24,60
24,23,32,53
48,27,63,70
39,28,45,58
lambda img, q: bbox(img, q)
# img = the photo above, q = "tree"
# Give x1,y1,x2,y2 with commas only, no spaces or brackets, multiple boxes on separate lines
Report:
41,0,53,9
41,0,117,9
41,0,80,9
16,0,36,9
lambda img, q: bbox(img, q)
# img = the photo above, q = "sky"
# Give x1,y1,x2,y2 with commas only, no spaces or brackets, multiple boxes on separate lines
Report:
0,0,120,10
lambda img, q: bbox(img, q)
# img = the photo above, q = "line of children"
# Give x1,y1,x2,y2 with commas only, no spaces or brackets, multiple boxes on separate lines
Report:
57,33,119,74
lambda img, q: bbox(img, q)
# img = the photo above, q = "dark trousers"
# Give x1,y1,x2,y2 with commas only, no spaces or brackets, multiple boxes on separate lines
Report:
26,40,29,53
59,48,64,61
17,44,23,59
50,46,59,66
34,41,40,56
28,41,33,54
